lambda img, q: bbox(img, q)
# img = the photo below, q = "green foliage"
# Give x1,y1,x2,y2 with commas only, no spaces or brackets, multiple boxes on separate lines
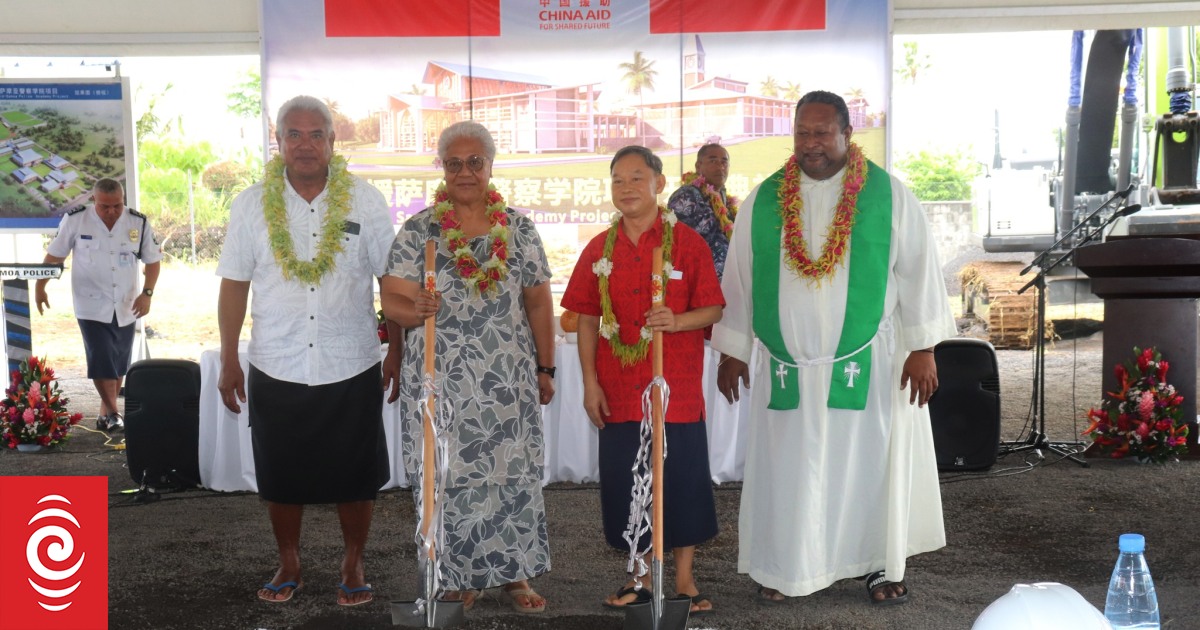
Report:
895,149,980,201
202,160,256,194
226,70,262,121
355,116,381,144
895,41,930,85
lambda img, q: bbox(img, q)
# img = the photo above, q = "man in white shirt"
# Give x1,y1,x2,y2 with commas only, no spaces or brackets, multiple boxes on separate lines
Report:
36,178,161,432
216,95,401,607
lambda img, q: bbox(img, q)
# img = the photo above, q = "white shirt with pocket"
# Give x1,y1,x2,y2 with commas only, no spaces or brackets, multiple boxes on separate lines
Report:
47,206,162,327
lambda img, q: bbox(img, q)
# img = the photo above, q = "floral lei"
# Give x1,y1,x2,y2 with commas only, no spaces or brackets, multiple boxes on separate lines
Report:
681,171,738,238
263,154,353,284
592,207,676,366
777,142,867,283
433,182,509,296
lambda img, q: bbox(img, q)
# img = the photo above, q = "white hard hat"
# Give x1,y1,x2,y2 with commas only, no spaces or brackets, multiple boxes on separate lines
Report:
973,582,1112,630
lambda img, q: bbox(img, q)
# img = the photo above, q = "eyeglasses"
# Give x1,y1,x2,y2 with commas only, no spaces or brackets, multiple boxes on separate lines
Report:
443,155,489,174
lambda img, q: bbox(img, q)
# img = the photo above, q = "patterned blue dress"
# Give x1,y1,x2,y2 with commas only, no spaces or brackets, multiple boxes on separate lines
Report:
386,207,552,590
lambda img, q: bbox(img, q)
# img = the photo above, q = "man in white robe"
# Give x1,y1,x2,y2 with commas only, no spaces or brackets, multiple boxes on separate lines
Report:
712,90,956,604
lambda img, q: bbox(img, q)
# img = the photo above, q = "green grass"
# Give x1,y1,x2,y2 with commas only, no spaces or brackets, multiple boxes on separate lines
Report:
0,111,43,127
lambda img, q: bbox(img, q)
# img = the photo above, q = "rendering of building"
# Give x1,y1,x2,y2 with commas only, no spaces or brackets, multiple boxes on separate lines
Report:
12,148,43,167
11,167,38,184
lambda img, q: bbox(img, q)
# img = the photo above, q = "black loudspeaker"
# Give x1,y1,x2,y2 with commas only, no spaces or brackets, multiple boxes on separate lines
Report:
124,359,202,489
928,338,1001,471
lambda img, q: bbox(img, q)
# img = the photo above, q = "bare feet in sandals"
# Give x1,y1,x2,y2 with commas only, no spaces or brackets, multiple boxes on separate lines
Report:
865,571,910,606
258,569,303,603
501,580,546,613
603,580,650,609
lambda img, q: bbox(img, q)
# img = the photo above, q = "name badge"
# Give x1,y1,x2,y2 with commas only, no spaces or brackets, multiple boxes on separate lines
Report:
669,269,683,280
343,221,361,235
80,234,93,240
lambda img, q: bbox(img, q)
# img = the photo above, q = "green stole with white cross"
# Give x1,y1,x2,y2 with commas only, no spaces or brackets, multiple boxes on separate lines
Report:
751,159,892,411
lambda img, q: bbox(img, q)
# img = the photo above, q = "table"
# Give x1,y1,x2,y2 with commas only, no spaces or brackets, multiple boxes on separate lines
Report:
198,341,751,492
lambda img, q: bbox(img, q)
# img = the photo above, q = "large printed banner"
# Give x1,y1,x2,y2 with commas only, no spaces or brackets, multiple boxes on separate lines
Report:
262,0,889,273
0,79,134,232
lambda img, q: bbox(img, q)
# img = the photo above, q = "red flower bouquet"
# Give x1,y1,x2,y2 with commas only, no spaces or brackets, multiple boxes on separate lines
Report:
0,356,83,449
1083,346,1189,464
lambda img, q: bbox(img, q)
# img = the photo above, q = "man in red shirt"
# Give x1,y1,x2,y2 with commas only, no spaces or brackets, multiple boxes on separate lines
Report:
561,145,724,615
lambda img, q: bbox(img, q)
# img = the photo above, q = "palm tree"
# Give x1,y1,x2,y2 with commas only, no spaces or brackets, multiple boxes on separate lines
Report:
782,81,803,102
760,76,780,98
403,84,427,96
619,51,658,141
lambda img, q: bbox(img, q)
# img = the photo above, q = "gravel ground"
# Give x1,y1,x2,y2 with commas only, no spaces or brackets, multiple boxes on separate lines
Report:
4,331,1199,629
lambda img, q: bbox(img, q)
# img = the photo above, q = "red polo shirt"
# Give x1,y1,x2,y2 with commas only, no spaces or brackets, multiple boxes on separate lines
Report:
562,214,725,423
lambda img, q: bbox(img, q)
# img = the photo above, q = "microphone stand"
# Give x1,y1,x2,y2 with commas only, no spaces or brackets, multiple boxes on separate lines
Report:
999,189,1137,467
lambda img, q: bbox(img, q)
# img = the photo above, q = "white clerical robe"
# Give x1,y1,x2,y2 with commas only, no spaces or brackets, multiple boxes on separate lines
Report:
711,164,957,596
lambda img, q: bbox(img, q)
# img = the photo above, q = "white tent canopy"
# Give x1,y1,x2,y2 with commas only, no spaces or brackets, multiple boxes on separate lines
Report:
0,0,1197,56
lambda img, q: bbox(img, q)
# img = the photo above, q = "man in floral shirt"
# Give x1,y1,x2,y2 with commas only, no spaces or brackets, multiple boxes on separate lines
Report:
668,143,737,279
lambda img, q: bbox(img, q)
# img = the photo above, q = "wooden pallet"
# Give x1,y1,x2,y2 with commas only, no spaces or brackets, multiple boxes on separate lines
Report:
959,261,1051,349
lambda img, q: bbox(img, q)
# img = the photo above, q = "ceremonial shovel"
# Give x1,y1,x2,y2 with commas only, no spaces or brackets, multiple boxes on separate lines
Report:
392,241,464,628
624,247,691,630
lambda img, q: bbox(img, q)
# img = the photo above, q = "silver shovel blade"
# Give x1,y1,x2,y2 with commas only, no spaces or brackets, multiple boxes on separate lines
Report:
390,599,465,628
622,595,691,630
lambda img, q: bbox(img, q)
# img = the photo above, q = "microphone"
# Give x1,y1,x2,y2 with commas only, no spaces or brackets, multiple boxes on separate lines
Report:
1117,184,1135,199
1117,203,1142,218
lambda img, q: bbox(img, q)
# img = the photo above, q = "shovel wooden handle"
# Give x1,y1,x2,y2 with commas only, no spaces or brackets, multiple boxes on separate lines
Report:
651,247,665,564
421,239,437,560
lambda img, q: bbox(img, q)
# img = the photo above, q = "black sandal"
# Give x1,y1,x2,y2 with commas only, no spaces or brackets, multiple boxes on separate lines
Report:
684,593,714,616
756,585,789,604
602,584,651,610
865,570,910,606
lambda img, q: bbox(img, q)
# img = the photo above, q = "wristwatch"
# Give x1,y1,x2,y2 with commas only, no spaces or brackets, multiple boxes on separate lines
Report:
537,365,556,378
142,288,154,297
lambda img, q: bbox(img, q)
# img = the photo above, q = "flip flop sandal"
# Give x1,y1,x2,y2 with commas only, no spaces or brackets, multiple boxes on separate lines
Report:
501,586,547,614
258,580,301,603
865,571,910,606
683,593,714,616
602,584,651,610
337,582,374,607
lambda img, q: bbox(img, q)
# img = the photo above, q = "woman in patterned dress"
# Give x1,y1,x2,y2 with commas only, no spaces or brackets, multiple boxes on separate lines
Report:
381,121,555,613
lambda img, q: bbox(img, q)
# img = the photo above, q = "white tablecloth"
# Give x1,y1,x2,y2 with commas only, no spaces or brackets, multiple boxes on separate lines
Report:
197,341,751,492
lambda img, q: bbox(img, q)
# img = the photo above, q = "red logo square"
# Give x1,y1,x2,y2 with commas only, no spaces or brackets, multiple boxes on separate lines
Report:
0,476,108,630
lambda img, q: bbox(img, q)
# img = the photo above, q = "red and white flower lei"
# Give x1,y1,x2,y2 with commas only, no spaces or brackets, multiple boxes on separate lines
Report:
777,142,867,283
681,171,737,238
433,182,509,296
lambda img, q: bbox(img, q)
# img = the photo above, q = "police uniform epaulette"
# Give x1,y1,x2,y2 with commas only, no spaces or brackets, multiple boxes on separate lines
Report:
128,208,146,219
67,205,88,216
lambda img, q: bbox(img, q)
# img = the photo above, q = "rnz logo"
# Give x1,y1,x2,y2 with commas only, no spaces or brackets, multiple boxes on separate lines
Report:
26,494,87,611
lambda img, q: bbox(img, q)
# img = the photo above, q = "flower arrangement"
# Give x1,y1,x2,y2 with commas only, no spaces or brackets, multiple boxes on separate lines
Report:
0,356,83,450
377,309,389,344
1083,346,1189,464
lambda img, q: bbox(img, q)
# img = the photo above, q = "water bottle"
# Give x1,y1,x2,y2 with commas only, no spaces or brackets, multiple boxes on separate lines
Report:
1104,533,1160,629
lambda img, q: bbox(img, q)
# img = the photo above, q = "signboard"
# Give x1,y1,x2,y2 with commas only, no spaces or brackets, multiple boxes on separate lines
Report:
262,0,889,278
0,78,135,233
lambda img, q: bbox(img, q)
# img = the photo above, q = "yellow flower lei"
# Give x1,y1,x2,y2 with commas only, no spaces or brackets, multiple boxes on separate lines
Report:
777,142,867,284
595,206,676,366
681,171,738,238
262,154,354,284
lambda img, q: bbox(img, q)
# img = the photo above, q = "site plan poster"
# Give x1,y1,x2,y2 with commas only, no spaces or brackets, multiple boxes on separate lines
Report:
261,0,888,278
0,79,134,232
